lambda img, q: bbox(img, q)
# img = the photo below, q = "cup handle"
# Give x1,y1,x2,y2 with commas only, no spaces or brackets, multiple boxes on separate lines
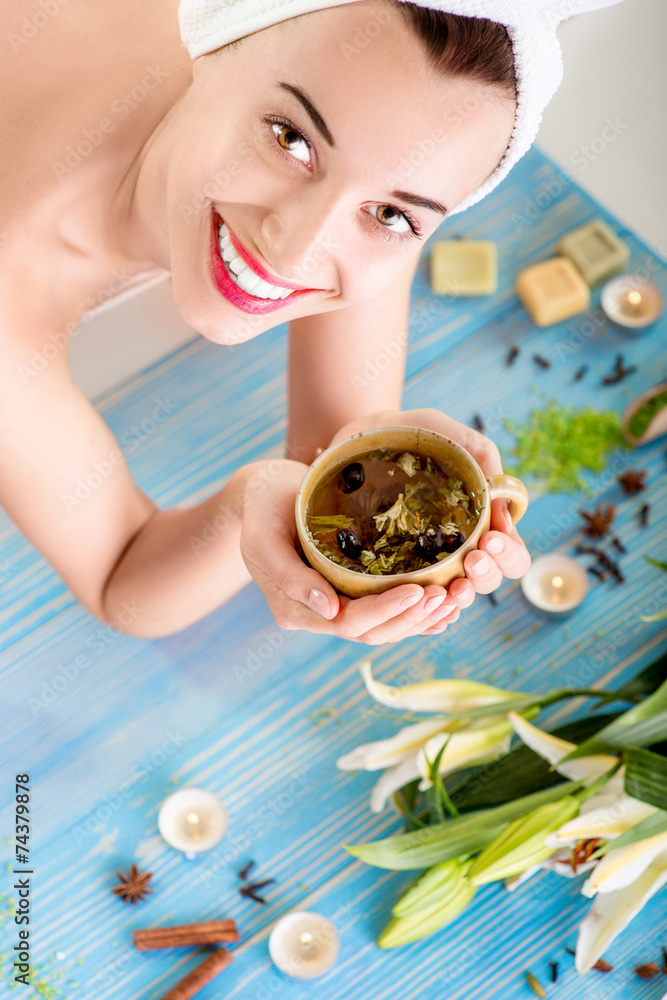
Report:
487,475,528,525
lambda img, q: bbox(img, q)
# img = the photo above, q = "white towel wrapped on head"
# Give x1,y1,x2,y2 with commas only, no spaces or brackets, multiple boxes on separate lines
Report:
178,0,623,214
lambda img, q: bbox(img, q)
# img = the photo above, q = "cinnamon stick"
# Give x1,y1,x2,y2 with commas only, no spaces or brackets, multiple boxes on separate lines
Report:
158,949,233,1000
133,920,238,951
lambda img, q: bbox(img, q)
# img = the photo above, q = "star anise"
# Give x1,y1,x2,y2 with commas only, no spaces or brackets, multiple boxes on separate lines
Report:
617,469,647,495
580,504,616,539
112,864,153,904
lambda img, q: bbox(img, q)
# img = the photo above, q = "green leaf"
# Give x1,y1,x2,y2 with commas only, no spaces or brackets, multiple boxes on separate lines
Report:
563,677,667,759
594,809,667,856
426,738,449,825
447,713,622,812
645,557,667,573
346,781,585,870
611,652,667,703
624,747,667,810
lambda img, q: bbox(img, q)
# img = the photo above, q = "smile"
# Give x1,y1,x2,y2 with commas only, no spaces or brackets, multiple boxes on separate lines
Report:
208,211,318,315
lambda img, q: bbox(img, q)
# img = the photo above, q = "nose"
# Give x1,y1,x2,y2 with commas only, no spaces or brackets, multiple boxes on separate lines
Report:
258,189,344,289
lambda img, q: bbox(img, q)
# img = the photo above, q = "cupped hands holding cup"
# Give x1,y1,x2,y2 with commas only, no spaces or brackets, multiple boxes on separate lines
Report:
240,409,530,645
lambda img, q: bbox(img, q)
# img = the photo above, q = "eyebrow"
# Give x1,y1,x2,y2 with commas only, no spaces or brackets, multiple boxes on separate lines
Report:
391,190,448,217
278,81,449,217
278,82,335,146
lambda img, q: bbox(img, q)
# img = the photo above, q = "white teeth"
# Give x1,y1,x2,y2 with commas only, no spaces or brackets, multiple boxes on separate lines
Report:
217,221,296,301
234,268,261,293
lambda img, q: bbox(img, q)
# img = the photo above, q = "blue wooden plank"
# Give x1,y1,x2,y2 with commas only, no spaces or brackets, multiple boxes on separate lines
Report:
1,145,666,1000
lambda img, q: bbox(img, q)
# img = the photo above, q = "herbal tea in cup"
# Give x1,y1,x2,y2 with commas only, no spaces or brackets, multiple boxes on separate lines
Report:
295,427,528,598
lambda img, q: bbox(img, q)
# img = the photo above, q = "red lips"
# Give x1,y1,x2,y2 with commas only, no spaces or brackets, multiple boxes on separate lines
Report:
208,211,317,315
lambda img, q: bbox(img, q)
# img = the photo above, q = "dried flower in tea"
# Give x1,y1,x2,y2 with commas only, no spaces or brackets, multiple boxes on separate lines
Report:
306,449,479,576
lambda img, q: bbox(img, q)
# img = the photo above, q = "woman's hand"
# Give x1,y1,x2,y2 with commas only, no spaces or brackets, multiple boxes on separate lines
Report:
240,459,473,644
327,408,531,632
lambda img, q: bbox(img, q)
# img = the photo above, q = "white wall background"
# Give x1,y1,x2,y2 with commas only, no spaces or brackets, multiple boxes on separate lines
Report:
68,0,667,401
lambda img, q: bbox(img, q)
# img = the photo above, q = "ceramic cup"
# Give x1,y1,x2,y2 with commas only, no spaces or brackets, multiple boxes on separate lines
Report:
295,426,528,598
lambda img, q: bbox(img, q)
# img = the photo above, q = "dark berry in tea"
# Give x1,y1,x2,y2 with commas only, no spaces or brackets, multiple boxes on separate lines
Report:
306,448,480,576
336,528,363,560
339,462,365,494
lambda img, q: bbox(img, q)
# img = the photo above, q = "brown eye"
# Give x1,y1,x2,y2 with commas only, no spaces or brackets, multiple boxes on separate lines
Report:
369,204,411,233
271,122,310,163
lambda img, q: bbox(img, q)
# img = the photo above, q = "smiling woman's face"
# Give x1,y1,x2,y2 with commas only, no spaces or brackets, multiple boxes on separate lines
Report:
163,0,515,344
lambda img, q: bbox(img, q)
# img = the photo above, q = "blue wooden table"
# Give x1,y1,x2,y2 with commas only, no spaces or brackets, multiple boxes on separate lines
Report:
1,146,666,1000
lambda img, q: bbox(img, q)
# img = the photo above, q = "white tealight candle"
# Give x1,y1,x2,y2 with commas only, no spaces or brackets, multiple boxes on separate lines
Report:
601,274,665,329
269,911,340,979
521,554,588,615
158,788,227,859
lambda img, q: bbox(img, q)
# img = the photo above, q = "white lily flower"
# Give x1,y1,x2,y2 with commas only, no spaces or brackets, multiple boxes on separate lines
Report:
360,659,519,714
575,845,667,974
417,715,514,789
545,769,657,849
336,720,446,772
338,661,524,813
582,830,667,896
507,711,617,783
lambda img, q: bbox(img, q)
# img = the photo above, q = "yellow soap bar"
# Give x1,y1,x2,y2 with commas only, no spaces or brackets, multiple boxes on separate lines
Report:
515,257,590,327
557,218,629,286
430,240,498,296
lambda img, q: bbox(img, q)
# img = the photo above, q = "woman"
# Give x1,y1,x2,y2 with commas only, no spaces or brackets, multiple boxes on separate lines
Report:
0,0,615,640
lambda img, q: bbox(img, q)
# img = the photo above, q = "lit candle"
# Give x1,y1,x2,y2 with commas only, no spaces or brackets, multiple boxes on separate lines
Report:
269,911,340,979
601,274,665,329
158,788,228,859
624,289,643,317
521,554,588,614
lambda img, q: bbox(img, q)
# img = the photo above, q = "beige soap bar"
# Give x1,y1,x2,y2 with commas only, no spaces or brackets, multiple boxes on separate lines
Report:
515,257,590,327
557,218,629,286
430,240,497,296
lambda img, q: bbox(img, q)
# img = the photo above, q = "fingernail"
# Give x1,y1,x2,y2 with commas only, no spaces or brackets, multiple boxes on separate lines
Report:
400,591,422,610
470,554,491,575
486,536,504,555
309,589,332,618
424,595,446,614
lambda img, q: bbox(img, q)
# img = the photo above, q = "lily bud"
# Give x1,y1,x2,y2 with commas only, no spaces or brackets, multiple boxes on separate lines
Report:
361,659,521,714
468,797,581,885
378,859,475,948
